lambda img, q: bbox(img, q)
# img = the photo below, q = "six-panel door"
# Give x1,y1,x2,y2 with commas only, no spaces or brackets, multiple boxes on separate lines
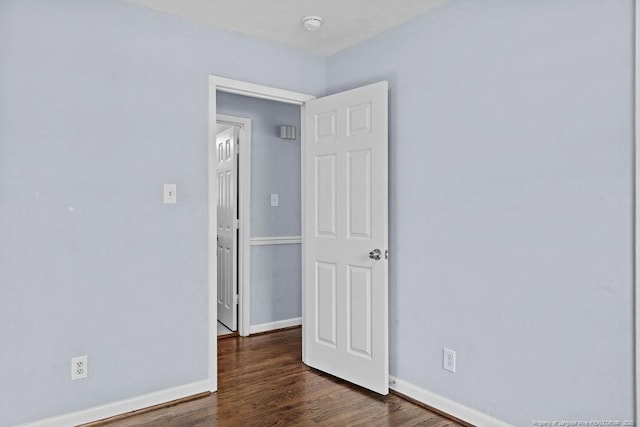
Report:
304,81,388,395
217,126,238,331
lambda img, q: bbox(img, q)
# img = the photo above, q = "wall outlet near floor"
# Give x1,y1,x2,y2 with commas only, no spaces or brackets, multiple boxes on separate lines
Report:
443,348,456,373
71,355,88,380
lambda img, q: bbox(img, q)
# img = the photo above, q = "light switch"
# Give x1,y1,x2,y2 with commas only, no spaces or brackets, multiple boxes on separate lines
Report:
270,193,279,207
164,184,177,204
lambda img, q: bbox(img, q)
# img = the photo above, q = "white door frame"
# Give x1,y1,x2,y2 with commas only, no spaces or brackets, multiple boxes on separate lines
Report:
216,114,252,337
208,76,315,392
635,1,639,422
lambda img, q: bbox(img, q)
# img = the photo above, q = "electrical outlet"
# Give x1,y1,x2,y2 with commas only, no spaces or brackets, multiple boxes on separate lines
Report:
270,193,279,207
71,356,88,380
443,348,456,373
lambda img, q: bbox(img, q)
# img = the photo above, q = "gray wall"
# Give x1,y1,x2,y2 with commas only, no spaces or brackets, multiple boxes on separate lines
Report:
217,93,302,238
1,0,635,425
250,245,302,325
217,92,302,326
0,1,323,425
326,0,634,424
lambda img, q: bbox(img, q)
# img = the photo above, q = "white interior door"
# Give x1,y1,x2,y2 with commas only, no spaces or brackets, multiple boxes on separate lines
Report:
303,81,389,394
217,126,239,331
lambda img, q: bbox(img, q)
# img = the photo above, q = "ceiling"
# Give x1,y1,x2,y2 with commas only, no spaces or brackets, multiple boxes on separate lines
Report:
123,0,448,56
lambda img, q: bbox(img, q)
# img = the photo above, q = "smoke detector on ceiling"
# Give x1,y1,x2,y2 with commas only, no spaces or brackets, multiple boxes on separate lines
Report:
301,16,323,32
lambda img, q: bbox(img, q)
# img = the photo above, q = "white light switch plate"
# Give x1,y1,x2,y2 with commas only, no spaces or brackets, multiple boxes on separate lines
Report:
270,193,279,207
164,184,177,204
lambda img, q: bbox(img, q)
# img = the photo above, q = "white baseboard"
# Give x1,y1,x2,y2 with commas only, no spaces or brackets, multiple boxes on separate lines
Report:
249,317,302,334
19,380,210,427
389,376,513,427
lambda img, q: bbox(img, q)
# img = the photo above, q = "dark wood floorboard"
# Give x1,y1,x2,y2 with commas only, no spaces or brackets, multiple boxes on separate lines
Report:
93,328,463,426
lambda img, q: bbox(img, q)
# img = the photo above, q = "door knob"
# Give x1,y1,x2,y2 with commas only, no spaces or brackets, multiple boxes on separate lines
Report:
369,249,382,260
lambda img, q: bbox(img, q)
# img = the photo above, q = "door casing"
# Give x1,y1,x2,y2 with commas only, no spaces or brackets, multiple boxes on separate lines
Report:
208,76,315,391
635,1,639,421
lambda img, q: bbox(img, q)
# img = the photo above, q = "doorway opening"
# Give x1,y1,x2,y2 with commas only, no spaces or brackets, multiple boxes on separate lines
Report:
216,90,304,340
209,76,389,397
208,77,314,392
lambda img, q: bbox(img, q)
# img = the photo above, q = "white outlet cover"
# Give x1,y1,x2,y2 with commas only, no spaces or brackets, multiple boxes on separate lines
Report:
443,348,456,373
71,355,88,380
270,193,279,207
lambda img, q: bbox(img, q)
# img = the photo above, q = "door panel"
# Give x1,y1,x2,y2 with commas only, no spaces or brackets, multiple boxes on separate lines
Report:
216,126,238,331
347,149,372,239
316,261,337,348
315,155,337,238
315,111,337,141
304,81,388,395
347,265,372,358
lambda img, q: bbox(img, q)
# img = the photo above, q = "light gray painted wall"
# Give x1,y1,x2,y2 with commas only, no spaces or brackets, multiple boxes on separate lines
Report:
217,92,302,326
1,0,634,425
217,92,302,238
250,245,302,325
0,0,323,425
326,0,634,424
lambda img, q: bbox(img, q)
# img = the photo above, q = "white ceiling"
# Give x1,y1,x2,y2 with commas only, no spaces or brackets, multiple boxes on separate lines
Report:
123,0,448,56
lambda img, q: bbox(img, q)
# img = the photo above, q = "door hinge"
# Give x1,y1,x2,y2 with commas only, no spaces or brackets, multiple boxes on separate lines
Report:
385,250,389,260
234,294,239,305
233,219,240,229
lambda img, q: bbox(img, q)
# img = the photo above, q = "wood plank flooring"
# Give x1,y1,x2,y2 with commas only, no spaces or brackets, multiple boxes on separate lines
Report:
93,328,463,426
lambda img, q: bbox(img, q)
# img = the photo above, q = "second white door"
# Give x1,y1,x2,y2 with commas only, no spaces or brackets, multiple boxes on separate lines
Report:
217,126,239,331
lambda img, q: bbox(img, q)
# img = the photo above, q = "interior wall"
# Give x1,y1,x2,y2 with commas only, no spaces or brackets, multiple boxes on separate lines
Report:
0,0,323,425
326,0,634,424
1,0,635,425
217,92,302,327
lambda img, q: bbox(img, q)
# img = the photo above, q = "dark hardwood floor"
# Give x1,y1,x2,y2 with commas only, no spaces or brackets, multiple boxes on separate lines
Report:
93,328,464,426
